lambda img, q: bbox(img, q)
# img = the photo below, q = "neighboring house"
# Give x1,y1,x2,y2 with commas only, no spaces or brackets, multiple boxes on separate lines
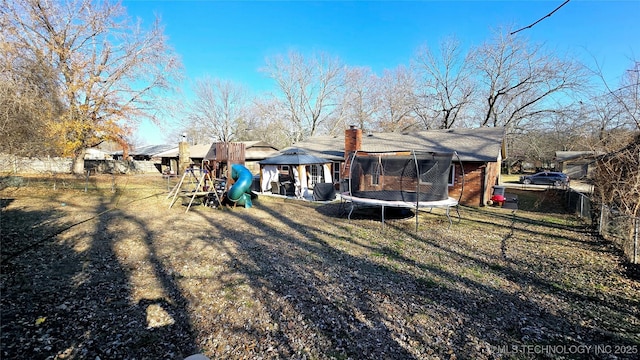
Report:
113,144,174,172
555,151,603,180
238,141,281,174
154,143,210,174
292,126,506,206
156,141,279,175
112,144,176,161
503,157,535,174
84,148,112,160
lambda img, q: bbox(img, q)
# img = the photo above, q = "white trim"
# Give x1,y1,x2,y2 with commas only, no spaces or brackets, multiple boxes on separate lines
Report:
448,165,455,186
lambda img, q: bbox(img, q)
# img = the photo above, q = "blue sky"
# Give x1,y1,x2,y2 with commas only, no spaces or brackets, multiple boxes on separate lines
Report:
122,0,640,145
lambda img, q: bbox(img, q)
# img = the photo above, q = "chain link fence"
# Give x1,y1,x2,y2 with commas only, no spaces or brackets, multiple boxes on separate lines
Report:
563,189,592,223
599,205,639,265
563,189,638,264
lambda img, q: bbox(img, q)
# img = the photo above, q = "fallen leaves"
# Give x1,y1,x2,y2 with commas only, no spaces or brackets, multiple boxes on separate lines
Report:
1,175,639,359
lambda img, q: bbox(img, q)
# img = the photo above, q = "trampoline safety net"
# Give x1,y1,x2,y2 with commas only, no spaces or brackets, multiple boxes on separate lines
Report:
348,151,453,202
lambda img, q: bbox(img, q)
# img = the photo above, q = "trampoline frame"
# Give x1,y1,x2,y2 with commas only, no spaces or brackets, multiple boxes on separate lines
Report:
340,193,460,229
342,150,463,230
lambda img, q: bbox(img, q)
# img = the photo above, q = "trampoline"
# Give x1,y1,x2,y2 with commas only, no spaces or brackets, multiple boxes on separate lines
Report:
341,150,462,229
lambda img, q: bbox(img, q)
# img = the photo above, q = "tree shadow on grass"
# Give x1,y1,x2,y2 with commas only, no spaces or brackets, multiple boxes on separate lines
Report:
315,201,415,221
385,207,639,347
187,199,639,359
1,191,198,359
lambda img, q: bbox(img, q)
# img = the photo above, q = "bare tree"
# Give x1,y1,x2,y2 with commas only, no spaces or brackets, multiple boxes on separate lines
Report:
471,28,587,130
594,60,640,132
375,65,419,132
573,59,640,153
187,77,248,143
244,97,292,149
618,61,640,129
334,66,380,134
261,51,344,143
593,136,640,222
1,0,181,173
512,107,593,171
413,36,475,129
590,60,640,225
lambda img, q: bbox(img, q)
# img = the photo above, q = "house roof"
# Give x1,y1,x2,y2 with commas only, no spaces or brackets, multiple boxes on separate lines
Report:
259,148,330,166
155,141,279,160
555,151,604,162
293,127,505,162
242,141,280,160
85,148,111,159
154,143,211,158
132,144,176,156
153,147,179,158
188,144,213,158
112,144,175,157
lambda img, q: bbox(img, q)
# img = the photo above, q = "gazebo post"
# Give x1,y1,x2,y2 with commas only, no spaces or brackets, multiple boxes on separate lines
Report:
297,164,306,198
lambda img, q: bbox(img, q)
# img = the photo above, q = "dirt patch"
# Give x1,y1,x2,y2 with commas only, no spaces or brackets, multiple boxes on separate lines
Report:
1,175,639,359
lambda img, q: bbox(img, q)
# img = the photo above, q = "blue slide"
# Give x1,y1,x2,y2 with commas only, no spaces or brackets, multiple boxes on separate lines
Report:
227,164,254,208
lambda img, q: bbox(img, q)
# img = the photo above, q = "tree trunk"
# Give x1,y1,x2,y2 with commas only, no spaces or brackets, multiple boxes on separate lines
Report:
72,149,86,174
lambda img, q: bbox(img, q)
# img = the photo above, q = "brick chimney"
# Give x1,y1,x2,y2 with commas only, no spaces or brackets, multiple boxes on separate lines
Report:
344,125,362,155
178,133,191,175
342,125,362,178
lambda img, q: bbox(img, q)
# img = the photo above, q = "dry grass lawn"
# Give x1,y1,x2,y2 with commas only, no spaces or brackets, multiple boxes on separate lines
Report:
1,174,639,359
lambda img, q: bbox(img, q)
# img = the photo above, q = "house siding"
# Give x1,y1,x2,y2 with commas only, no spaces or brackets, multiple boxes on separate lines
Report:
449,162,485,206
485,161,501,205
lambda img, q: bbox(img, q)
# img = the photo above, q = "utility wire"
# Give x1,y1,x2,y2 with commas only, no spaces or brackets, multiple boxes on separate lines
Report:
511,0,571,35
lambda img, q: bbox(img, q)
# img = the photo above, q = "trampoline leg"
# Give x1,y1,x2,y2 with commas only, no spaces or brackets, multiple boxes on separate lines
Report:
381,205,385,228
348,203,355,220
445,207,453,229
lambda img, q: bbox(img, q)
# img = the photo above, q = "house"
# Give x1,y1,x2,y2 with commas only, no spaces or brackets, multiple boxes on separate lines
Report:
155,143,211,174
112,144,175,161
95,144,175,173
555,151,603,180
236,141,280,174
504,157,535,174
156,141,279,175
291,126,506,206
84,148,112,160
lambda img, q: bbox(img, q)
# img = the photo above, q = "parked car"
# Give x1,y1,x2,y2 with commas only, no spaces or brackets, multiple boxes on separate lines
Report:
519,171,569,186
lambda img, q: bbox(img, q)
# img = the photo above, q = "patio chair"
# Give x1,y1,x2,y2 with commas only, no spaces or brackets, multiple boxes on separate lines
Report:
270,181,280,194
280,181,295,196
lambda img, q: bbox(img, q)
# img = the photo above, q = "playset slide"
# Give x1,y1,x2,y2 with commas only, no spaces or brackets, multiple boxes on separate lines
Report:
227,164,254,208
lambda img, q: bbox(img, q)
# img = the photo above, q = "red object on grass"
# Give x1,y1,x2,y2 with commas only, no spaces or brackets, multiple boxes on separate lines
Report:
491,194,506,206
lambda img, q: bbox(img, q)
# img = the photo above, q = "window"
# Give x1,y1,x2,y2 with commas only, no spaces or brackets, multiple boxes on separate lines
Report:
371,160,382,186
310,164,320,185
333,161,341,182
448,165,455,186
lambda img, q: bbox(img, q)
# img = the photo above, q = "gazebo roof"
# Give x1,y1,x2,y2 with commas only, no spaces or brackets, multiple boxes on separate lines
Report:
259,148,330,166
